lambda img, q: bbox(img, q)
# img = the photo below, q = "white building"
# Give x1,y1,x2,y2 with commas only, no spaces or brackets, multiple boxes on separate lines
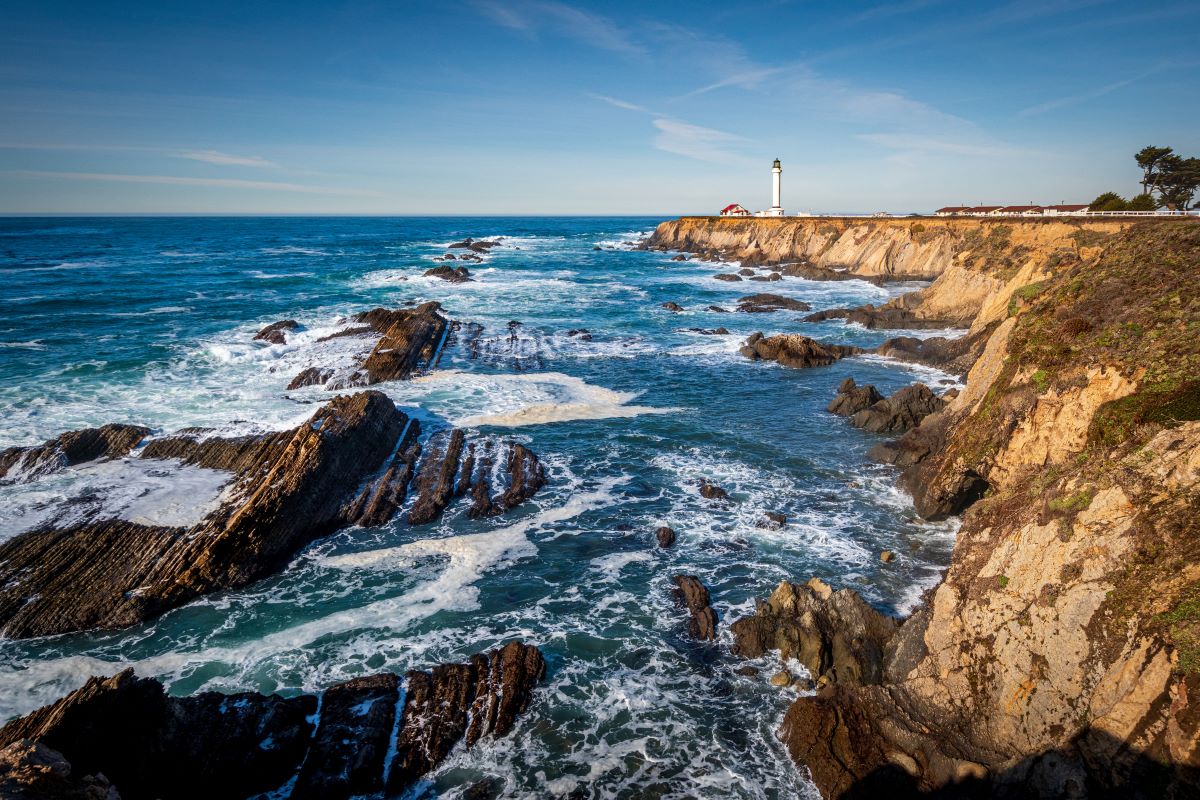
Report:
756,159,785,216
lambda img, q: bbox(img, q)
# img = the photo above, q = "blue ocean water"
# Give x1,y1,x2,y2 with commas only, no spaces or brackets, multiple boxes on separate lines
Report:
0,217,961,798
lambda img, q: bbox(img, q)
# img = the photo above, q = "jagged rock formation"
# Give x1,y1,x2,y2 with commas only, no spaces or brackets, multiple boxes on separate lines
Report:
0,642,545,800
803,304,952,329
252,319,299,344
0,739,118,800
656,526,676,548
649,216,1132,329
741,332,861,368
736,293,811,313
0,394,545,639
0,424,150,482
424,265,471,283
286,302,448,390
874,324,997,378
739,222,1200,798
827,378,884,416
731,578,898,687
848,383,947,434
672,575,718,641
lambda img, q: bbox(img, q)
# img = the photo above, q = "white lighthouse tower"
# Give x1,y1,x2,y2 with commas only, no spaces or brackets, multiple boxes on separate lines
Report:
764,158,784,216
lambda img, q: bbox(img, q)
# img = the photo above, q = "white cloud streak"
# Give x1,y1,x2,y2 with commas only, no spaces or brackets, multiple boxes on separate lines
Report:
473,1,644,56
652,119,749,164
176,150,277,167
8,170,378,196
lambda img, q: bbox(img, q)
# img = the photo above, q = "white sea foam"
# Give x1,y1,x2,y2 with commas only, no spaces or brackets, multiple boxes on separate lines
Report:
0,457,232,541
411,370,678,428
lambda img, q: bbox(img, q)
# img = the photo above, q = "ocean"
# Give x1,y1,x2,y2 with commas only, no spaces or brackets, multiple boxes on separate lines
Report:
0,216,961,798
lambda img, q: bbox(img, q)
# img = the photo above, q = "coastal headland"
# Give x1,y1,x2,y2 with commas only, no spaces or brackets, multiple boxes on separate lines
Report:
651,215,1200,798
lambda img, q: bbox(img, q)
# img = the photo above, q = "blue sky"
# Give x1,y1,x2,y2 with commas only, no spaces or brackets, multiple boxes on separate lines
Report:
1,0,1197,214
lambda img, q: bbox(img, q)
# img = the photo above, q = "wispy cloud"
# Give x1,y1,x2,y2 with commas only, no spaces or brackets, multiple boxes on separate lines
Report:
473,1,644,56
176,150,277,167
590,94,647,112
652,119,749,164
8,170,377,196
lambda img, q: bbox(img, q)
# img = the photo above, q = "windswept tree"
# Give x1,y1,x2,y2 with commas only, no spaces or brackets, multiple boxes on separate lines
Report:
1158,156,1200,211
1089,191,1127,212
1135,146,1175,195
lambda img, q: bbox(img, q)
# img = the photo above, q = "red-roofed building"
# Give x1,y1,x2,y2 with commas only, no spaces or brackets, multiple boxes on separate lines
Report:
999,205,1044,216
1043,204,1090,216
720,203,751,217
935,206,969,216
967,206,1003,216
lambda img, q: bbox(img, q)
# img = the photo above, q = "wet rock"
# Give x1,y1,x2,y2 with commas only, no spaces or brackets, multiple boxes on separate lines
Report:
738,268,756,276
566,328,592,341
713,273,743,282
0,643,546,800
408,429,467,525
292,674,400,800
386,642,546,795
731,579,899,687
686,327,730,336
315,325,373,343
0,739,118,800
671,254,687,261
0,669,316,800
458,254,483,263
253,319,299,344
780,262,887,286
802,304,950,330
448,237,501,253
463,441,545,520
756,512,787,529
0,392,408,638
0,424,150,482
741,333,860,369
874,324,996,378
438,252,458,260
770,670,792,687
698,480,729,501
827,378,884,416
736,294,811,313
341,418,423,528
671,575,718,641
287,366,334,390
661,301,684,312
748,272,782,282
849,383,946,434
735,665,759,678
424,265,472,283
656,526,676,548
707,305,729,313
880,550,896,563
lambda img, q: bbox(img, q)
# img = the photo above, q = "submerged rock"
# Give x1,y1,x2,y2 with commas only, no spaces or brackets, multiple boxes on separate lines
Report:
735,293,810,313
826,377,884,416
713,273,743,282
671,575,718,641
741,333,860,368
0,643,545,800
698,480,729,501
424,265,472,283
0,424,150,483
661,301,684,312
656,526,676,548
252,319,299,344
287,366,334,390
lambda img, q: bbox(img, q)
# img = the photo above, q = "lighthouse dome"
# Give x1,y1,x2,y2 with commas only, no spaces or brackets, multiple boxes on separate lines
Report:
773,158,781,169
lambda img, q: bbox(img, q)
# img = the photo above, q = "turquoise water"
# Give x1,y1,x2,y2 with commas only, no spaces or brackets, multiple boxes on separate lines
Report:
0,217,961,798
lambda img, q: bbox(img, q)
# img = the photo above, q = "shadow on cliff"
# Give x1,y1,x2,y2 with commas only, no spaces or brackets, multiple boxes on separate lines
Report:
832,727,1200,800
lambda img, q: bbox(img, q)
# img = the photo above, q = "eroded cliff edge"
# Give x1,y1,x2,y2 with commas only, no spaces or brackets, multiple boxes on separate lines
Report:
694,219,1200,797
648,216,1132,328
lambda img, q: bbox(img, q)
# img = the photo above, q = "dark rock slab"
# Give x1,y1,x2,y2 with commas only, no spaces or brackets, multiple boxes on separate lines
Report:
802,304,949,330
253,319,299,344
0,739,118,800
292,674,400,800
0,392,408,638
698,480,729,501
671,575,718,641
827,378,884,416
661,301,684,312
287,366,335,390
357,302,449,384
741,332,861,368
408,428,466,525
341,419,423,528
386,642,546,795
0,424,150,482
713,273,743,282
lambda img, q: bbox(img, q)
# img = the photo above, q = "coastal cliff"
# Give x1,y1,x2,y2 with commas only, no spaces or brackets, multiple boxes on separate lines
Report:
701,218,1200,797
648,216,1132,327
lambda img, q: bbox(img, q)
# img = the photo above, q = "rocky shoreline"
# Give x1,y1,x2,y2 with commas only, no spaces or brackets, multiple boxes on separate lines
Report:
654,218,1200,797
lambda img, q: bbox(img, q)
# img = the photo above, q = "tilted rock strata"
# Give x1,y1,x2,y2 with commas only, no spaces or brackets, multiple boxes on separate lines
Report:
0,642,546,800
0,394,545,639
741,332,861,369
827,378,884,417
848,383,947,434
0,424,150,482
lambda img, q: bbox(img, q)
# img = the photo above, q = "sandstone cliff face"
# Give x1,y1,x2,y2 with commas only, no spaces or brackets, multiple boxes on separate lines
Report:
731,221,1200,798
649,216,1131,327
